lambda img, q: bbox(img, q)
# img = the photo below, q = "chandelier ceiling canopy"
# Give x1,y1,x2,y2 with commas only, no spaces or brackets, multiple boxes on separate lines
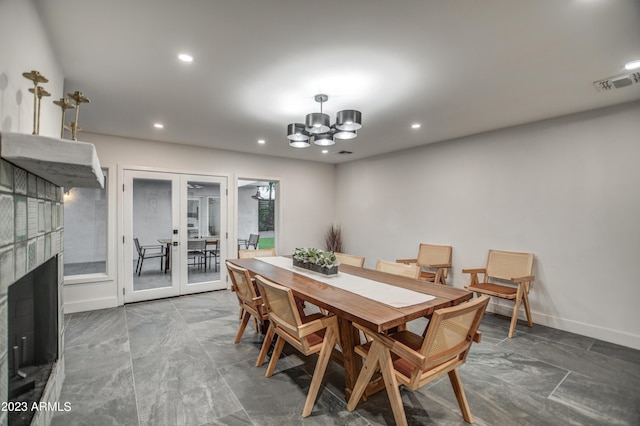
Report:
287,94,362,148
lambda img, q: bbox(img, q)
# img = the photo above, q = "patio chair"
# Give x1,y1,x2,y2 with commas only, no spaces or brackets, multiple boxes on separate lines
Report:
134,238,166,276
397,243,452,285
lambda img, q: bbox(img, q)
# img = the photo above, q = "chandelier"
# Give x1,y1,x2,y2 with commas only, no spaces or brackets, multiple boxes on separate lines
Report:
287,94,362,148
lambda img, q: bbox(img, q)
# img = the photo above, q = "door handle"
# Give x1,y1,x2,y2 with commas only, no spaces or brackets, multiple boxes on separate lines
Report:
173,241,178,246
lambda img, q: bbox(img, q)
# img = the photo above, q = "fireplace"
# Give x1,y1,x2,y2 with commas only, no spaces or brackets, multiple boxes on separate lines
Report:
7,257,58,426
0,131,104,426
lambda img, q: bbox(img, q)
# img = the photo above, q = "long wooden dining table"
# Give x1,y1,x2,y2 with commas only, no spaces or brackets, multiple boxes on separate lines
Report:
227,257,474,400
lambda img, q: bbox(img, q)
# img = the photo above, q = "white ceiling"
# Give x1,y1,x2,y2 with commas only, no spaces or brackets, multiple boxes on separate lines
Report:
35,0,640,164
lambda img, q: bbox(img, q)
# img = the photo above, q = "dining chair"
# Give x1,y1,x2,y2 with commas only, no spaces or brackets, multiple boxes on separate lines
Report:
463,249,535,338
225,261,268,343
375,259,421,279
187,239,207,270
396,243,452,285
238,248,276,258
347,295,489,426
247,233,260,249
254,274,339,418
133,238,166,276
334,252,365,267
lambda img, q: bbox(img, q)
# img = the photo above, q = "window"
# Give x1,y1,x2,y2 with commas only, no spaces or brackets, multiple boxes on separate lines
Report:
63,169,108,276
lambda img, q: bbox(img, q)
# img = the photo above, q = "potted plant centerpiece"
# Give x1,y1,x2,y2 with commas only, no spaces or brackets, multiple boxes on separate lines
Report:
293,248,339,275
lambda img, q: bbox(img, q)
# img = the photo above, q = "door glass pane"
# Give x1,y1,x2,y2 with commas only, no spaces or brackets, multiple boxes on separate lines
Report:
186,180,220,284
64,169,108,276
132,178,172,291
237,180,276,256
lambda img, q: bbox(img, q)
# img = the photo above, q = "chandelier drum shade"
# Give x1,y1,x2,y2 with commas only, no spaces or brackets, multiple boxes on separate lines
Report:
287,94,362,148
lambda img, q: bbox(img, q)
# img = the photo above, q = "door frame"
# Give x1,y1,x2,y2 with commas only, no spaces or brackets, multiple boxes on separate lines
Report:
118,165,230,305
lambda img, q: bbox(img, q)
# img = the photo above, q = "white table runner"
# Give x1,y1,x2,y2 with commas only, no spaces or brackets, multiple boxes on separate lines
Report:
256,256,435,308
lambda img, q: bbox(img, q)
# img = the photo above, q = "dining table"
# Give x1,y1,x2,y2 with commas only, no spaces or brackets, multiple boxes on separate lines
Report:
227,256,474,400
158,237,219,271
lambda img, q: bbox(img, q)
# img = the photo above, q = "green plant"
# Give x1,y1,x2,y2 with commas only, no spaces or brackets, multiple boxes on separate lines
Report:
325,223,343,253
293,247,338,268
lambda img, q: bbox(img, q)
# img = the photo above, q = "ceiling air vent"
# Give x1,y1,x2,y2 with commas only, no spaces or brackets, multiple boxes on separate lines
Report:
594,72,640,92
336,150,353,155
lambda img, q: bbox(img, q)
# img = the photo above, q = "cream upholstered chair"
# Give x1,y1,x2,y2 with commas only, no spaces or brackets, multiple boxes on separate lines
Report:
375,259,421,279
334,252,365,267
463,249,534,338
254,274,339,418
238,248,276,258
225,261,268,343
347,296,489,425
397,243,452,285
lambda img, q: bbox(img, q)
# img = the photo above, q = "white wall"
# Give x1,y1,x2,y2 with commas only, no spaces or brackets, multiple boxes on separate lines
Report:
0,0,63,137
238,185,259,242
335,101,640,349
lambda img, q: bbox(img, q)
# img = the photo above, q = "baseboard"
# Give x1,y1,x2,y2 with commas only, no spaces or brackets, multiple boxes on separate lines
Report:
63,296,118,314
488,302,640,350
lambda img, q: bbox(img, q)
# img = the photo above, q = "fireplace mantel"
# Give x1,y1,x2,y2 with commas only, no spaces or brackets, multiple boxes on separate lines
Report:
0,132,104,189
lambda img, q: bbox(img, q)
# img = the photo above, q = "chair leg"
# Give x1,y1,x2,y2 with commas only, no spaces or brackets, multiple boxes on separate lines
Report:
448,369,473,423
508,287,525,338
376,344,408,426
234,310,251,344
256,324,275,367
522,291,533,327
265,335,286,378
347,341,385,412
302,326,338,417
138,257,144,276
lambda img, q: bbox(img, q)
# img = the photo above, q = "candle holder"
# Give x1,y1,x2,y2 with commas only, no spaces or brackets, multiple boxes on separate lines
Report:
22,70,49,135
66,91,91,140
53,98,75,138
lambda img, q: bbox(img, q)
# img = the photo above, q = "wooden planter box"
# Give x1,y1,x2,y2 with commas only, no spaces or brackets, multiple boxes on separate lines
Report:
293,259,338,276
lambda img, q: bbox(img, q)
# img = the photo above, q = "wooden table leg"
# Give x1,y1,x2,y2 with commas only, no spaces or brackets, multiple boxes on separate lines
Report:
338,316,361,401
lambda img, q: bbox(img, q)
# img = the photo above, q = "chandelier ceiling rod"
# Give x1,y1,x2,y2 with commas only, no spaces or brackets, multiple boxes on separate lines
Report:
287,94,362,149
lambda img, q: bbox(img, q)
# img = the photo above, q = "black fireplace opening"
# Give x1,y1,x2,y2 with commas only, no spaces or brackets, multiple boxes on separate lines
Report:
8,256,59,426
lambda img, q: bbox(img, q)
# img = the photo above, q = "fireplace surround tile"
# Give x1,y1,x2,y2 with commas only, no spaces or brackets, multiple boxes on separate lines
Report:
27,173,37,198
0,194,14,247
14,195,27,242
14,242,26,282
0,247,14,296
0,160,13,193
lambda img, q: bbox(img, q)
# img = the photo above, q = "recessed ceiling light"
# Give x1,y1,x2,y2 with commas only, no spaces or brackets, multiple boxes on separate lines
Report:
625,60,640,71
153,123,164,129
258,139,265,144
178,53,193,63
411,123,421,129
321,149,329,154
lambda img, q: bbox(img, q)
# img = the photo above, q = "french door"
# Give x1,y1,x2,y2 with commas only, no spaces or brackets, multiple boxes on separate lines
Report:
123,170,227,303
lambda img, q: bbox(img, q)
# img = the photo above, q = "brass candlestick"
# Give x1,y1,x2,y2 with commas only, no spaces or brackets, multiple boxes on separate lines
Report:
28,86,51,135
53,98,75,138
66,91,90,140
22,70,49,135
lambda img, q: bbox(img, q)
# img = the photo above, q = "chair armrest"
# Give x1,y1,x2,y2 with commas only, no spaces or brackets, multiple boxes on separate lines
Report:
425,263,451,269
510,275,535,283
462,268,486,274
396,258,417,265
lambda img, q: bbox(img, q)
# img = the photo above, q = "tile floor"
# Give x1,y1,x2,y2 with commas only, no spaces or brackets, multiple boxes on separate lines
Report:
52,290,640,425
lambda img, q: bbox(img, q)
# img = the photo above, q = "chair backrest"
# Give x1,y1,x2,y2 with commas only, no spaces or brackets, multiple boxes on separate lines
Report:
248,233,260,245
238,248,276,258
335,252,365,267
134,238,143,256
486,249,534,281
226,261,259,304
420,295,489,370
188,239,206,251
254,274,303,338
416,243,452,267
375,260,421,279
